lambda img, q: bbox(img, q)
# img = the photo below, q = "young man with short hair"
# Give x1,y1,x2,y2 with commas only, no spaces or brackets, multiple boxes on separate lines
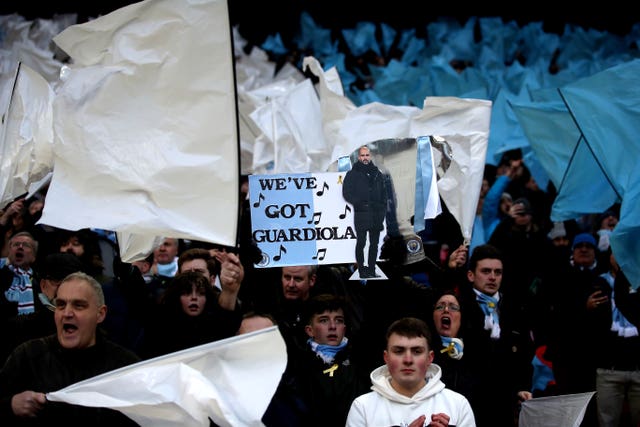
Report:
298,294,369,427
346,317,475,427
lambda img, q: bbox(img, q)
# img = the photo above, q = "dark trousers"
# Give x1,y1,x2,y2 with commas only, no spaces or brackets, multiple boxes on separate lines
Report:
355,229,380,272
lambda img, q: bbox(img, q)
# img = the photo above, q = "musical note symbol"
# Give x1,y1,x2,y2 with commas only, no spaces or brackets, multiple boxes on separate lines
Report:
253,193,265,208
316,182,329,196
312,248,327,261
339,204,352,219
307,212,322,225
273,245,287,261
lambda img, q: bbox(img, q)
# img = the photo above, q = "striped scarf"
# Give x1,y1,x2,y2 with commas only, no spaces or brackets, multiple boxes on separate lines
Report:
475,289,501,339
5,265,35,315
308,337,349,364
601,272,639,337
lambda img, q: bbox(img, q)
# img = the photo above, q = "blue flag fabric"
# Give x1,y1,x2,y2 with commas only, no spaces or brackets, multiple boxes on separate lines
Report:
559,59,640,288
511,99,618,221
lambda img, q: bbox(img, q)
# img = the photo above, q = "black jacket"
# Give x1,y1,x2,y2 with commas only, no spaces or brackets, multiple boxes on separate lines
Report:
342,160,387,232
139,299,242,359
0,334,140,426
458,283,533,427
296,343,370,427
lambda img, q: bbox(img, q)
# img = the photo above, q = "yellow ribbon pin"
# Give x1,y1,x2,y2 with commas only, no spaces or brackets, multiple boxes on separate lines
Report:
323,363,339,377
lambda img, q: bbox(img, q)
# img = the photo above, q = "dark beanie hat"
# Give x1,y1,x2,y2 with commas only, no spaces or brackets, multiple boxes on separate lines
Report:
41,253,85,281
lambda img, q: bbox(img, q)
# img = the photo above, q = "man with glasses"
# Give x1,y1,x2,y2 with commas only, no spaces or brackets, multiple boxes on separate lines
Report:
0,232,39,322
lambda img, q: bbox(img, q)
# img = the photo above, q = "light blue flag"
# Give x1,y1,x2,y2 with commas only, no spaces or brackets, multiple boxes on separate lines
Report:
397,28,417,52
523,148,550,194
400,35,427,66
341,21,380,57
477,17,521,64
559,58,640,288
559,59,640,196
295,12,336,56
414,136,437,234
510,99,618,221
429,56,489,99
380,23,396,57
488,62,553,166
436,17,478,63
261,33,288,56
486,88,531,165
369,60,413,106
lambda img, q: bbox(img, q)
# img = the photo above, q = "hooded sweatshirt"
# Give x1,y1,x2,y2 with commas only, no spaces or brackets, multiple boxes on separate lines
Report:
346,363,475,427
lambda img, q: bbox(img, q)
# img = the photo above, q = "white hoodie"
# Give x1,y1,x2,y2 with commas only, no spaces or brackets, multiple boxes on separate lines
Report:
346,363,476,427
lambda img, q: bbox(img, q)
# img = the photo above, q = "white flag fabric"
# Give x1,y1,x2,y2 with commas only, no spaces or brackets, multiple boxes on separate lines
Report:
115,231,163,263
416,97,491,242
38,0,239,247
519,392,595,427
47,326,287,427
303,56,491,242
249,78,326,174
0,63,54,206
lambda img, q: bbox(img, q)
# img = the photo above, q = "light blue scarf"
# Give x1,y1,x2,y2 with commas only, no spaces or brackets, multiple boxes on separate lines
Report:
475,289,501,339
5,264,35,315
156,257,178,277
601,272,638,337
440,336,464,360
308,337,348,364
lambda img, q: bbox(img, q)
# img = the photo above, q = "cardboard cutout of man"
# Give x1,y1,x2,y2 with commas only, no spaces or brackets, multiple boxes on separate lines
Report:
342,145,387,278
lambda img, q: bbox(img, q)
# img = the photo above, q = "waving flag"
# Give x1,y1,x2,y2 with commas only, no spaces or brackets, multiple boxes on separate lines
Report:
38,0,239,247
519,392,595,427
303,56,491,243
48,326,287,427
0,63,54,206
559,59,640,288
511,99,619,221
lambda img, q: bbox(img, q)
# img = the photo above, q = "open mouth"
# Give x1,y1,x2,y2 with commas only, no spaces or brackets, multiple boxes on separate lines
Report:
63,323,78,333
441,316,451,326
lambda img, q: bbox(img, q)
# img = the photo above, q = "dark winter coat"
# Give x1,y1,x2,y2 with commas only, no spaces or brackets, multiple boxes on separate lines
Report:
342,160,387,233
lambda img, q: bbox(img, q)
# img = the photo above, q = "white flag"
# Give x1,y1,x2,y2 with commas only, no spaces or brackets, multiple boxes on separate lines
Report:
0,63,54,206
519,392,595,427
47,326,287,427
38,0,239,247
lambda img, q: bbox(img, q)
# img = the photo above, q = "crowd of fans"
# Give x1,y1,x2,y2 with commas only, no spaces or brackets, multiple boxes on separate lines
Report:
1,6,640,427
1,151,639,426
